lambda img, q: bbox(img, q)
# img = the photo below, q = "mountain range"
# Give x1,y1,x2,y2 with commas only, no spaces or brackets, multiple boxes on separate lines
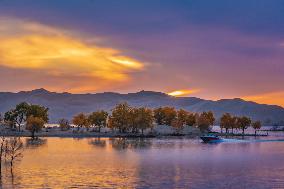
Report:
0,88,283,125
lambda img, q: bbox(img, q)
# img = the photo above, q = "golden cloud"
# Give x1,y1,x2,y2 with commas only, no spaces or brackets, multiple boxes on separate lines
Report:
242,91,284,107
167,89,200,97
0,17,145,92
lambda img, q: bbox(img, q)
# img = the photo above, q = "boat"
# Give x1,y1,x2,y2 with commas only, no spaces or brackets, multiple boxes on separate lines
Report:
200,134,223,143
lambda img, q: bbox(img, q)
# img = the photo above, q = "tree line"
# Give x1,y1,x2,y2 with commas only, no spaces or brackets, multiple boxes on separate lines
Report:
0,102,48,139
70,103,215,134
0,102,262,136
220,113,262,135
71,103,262,135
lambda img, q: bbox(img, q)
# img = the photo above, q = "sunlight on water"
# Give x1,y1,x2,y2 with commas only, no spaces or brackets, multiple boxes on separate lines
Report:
0,137,284,188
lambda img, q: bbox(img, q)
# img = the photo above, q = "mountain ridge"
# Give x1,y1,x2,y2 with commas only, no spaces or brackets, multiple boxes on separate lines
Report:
0,88,283,125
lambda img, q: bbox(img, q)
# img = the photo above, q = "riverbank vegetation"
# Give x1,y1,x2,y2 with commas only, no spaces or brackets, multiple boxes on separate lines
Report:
1,103,48,138
0,102,263,137
220,113,262,136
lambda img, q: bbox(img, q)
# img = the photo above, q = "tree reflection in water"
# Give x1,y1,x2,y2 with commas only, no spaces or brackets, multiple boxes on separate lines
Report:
88,137,153,150
0,167,22,188
88,138,106,148
110,138,152,150
25,138,47,148
0,137,24,188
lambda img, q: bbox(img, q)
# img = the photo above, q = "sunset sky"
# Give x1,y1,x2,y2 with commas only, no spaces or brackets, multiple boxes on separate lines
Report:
0,0,283,107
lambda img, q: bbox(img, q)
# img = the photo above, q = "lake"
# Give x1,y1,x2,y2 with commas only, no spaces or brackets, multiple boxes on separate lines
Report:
1,135,284,189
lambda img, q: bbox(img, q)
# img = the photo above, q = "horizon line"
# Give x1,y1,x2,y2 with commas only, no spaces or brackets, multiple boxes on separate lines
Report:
1,88,283,108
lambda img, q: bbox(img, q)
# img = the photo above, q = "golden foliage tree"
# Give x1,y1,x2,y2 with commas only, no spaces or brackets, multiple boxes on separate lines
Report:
154,107,177,126
163,107,177,126
220,113,233,134
26,104,49,123
88,111,108,132
133,107,154,134
196,111,215,132
252,121,262,136
171,109,189,133
108,103,132,133
72,113,89,131
4,103,49,132
177,109,188,124
185,112,196,127
154,107,165,125
108,103,154,134
26,116,45,139
236,116,251,135
171,119,184,134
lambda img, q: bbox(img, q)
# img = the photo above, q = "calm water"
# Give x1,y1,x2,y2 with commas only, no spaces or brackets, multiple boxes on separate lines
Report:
1,136,284,189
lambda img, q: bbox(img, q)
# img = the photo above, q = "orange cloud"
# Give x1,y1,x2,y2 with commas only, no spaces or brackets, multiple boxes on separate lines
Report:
168,89,200,97
0,17,145,92
242,91,284,107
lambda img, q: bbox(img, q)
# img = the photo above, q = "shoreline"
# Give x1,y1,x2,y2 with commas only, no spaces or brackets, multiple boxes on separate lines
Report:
0,131,199,138
0,125,277,139
0,131,270,138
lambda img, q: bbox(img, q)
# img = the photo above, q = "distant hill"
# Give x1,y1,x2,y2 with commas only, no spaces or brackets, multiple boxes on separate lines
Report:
0,88,284,125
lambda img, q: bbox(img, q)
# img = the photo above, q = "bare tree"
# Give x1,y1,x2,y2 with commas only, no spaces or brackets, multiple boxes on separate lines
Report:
6,137,24,176
0,136,7,178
